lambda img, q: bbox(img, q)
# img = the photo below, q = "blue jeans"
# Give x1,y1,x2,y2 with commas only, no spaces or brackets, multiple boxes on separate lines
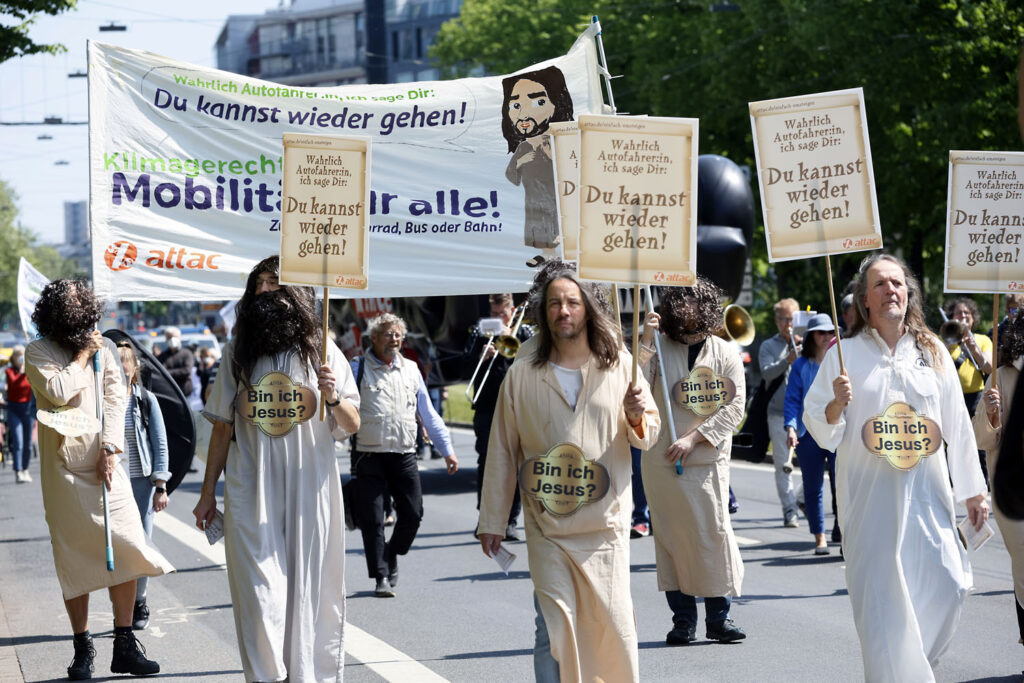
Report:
666,591,731,627
630,446,649,525
795,433,836,535
7,401,34,472
130,477,155,599
533,595,560,682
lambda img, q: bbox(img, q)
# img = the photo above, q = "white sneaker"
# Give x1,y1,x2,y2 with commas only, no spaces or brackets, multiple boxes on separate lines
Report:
15,470,26,483
22,470,32,482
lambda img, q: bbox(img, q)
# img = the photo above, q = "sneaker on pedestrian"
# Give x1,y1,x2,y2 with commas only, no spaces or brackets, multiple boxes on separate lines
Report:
666,624,696,645
783,512,799,528
132,599,150,630
630,523,650,538
21,470,32,482
706,618,746,643
110,629,159,676
15,470,26,484
384,513,396,527
67,632,95,680
504,523,521,541
374,577,396,598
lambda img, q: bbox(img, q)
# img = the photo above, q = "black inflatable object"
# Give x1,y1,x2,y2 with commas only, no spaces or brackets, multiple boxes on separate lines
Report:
695,154,755,300
103,329,195,495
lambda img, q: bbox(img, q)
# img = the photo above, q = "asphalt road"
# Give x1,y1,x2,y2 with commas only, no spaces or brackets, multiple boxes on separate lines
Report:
0,426,1021,682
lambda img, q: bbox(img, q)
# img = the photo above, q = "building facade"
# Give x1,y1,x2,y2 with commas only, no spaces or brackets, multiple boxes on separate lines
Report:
215,0,461,86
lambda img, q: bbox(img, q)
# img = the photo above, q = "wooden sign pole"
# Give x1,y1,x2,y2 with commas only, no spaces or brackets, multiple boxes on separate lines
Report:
320,287,330,421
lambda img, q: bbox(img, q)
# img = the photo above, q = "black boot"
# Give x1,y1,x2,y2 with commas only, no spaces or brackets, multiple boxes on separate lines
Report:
111,627,159,676
67,631,95,680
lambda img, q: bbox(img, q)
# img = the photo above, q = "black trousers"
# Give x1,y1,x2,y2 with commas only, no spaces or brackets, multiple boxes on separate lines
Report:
354,451,423,579
474,410,521,525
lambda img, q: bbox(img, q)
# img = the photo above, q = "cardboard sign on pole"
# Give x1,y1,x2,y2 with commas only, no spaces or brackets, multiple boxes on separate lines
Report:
577,114,698,285
944,150,1024,293
280,133,370,289
749,88,882,261
549,121,581,261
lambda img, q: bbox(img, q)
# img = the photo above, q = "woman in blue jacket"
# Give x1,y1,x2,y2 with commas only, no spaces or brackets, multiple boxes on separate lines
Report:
783,314,837,555
116,342,171,630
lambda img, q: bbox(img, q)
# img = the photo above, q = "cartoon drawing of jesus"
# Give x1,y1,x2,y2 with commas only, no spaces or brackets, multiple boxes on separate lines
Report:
501,66,574,268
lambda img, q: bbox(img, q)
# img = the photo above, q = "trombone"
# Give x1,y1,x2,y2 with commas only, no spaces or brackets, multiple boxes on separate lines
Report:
466,303,527,405
938,307,982,372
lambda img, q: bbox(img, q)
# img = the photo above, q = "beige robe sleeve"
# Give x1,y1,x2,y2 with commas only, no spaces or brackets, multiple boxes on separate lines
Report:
972,366,1016,453
25,340,94,406
478,370,523,537
100,338,127,452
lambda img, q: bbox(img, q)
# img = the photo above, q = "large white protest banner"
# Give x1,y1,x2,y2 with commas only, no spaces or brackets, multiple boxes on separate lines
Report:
945,151,1024,293
89,28,603,301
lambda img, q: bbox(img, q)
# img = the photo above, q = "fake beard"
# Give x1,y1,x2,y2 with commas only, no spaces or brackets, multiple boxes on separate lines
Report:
247,291,307,356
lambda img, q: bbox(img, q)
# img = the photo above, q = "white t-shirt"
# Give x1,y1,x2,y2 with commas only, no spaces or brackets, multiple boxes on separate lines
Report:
550,362,583,409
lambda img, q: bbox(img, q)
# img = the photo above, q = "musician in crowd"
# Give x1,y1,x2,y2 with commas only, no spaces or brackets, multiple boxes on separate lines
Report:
944,296,993,480
469,293,533,541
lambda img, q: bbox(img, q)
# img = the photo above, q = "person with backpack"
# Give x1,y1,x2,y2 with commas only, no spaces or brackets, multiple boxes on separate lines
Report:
115,341,171,631
758,298,802,528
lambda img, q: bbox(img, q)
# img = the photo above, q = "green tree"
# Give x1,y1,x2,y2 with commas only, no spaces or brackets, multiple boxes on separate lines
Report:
433,0,1023,322
1,1,78,62
0,178,82,325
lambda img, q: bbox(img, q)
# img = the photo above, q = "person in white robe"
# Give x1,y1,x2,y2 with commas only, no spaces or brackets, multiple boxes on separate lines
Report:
479,262,659,683
804,253,989,682
193,257,360,683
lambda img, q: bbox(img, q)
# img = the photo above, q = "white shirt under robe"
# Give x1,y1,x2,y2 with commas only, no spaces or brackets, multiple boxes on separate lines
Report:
203,341,359,683
803,329,986,682
479,345,660,683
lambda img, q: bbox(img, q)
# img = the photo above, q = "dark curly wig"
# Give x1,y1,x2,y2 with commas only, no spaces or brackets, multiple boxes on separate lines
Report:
31,278,105,355
232,256,322,388
526,259,621,369
999,310,1024,367
658,278,724,344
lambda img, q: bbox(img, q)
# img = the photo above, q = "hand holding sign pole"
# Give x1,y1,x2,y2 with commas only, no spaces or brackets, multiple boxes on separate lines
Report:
646,285,681,474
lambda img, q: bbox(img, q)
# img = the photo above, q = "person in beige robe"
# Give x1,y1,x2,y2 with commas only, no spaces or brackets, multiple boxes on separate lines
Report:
639,281,746,646
26,279,172,680
973,312,1024,647
479,262,659,683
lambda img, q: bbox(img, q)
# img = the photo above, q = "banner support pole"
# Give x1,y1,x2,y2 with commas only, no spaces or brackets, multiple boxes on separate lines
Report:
645,286,681,474
592,16,617,114
992,293,999,405
825,253,846,375
320,287,330,421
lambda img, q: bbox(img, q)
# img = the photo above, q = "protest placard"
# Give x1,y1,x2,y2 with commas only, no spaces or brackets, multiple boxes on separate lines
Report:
749,88,882,261
577,114,698,285
944,150,1024,293
549,121,580,261
280,134,369,289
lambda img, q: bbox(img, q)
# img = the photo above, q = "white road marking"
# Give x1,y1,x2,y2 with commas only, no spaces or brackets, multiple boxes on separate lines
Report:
155,511,225,566
158,512,448,681
345,624,449,682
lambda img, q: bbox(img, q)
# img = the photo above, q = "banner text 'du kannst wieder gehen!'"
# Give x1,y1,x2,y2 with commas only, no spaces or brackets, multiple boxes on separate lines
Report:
89,28,603,300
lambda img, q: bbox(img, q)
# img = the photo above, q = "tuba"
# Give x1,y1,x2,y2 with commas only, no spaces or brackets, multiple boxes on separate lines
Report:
718,304,755,346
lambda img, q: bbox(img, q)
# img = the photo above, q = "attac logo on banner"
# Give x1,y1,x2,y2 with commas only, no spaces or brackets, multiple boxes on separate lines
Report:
944,150,1024,293
88,28,604,301
749,88,882,262
577,114,698,286
280,133,370,289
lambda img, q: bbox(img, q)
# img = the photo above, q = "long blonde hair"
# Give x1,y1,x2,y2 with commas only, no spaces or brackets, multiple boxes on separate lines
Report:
116,342,140,387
